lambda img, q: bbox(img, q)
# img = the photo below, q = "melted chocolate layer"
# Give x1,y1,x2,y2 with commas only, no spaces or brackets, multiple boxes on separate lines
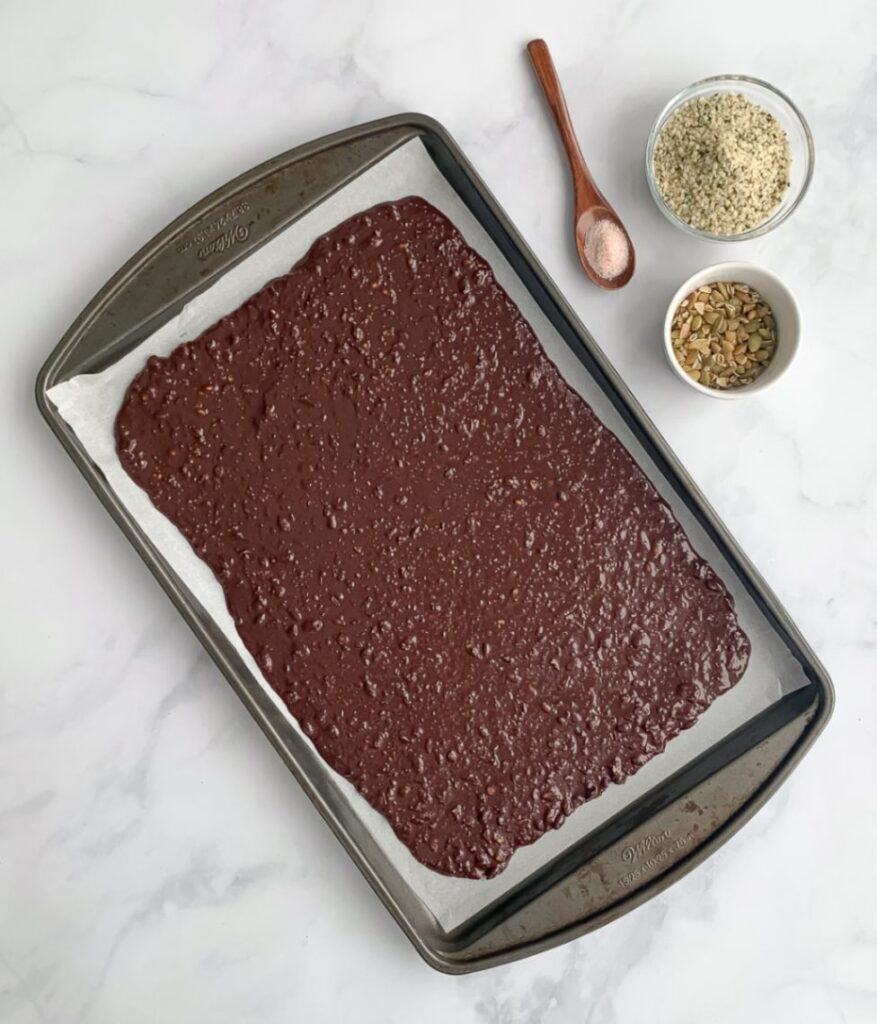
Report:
117,197,750,879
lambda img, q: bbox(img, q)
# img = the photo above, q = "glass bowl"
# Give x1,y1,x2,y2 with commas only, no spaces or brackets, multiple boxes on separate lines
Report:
645,75,815,241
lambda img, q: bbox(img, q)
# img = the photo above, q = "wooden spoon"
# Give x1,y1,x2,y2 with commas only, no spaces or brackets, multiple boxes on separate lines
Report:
527,39,635,289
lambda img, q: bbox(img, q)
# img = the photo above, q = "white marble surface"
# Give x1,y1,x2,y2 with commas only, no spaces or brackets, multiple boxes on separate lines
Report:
1,1,875,1020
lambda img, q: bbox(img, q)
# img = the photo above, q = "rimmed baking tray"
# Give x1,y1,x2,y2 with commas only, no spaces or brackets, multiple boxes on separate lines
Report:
36,114,833,973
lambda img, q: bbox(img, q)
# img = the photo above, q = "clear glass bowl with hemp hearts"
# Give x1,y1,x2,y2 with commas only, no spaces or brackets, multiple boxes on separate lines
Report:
646,75,814,241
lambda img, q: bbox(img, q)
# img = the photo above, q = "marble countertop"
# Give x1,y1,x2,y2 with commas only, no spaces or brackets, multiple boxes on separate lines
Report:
2,1,875,1021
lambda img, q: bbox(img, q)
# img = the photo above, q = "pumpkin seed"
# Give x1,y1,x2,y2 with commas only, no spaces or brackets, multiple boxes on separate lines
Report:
670,280,777,391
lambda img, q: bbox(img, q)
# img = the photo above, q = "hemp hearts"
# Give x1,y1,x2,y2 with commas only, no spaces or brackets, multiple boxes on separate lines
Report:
654,93,791,235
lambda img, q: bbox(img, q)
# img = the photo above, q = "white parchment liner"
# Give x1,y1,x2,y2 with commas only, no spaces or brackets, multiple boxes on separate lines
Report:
48,139,807,930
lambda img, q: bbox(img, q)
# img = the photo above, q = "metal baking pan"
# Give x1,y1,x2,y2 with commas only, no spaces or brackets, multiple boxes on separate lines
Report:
36,113,833,973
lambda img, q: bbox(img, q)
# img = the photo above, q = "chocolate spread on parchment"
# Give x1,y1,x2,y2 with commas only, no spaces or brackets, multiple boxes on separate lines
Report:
116,197,750,879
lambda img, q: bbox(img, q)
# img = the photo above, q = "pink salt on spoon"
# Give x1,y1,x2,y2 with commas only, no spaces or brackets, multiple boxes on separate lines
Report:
527,39,635,289
584,218,629,282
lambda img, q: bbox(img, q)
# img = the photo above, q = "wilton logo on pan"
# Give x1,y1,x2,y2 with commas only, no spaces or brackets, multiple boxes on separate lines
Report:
618,828,696,889
622,829,671,864
176,201,251,260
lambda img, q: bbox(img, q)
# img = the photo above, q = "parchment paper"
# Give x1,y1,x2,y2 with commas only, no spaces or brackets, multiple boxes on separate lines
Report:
48,139,808,931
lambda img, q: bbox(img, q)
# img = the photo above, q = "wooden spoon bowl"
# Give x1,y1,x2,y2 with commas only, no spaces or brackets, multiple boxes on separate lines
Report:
527,39,635,290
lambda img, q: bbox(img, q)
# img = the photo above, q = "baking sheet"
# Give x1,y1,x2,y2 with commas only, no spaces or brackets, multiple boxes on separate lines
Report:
47,138,808,931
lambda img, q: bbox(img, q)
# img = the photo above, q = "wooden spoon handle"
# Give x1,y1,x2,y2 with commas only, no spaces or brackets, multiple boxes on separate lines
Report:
527,39,599,207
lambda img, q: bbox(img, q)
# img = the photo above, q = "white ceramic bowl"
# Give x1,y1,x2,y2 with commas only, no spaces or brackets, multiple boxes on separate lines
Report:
664,262,800,399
